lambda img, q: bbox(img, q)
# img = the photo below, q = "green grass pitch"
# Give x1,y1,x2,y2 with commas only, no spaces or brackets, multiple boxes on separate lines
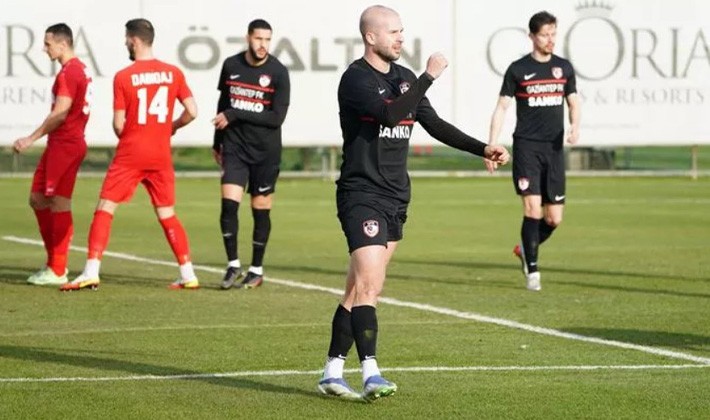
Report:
0,176,708,419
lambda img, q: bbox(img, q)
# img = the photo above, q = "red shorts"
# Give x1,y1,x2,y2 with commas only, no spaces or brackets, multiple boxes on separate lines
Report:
99,164,175,207
31,142,87,198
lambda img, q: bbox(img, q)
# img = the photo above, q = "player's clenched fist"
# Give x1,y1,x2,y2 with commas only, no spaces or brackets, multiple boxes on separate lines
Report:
425,52,448,80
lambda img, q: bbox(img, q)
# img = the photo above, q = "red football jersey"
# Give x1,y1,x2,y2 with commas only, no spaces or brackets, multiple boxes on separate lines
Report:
112,59,192,169
48,57,92,146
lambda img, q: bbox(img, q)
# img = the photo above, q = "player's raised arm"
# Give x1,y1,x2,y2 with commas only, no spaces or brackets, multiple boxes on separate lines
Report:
341,53,445,129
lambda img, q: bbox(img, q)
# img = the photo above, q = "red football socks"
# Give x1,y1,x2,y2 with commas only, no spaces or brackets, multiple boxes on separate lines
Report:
87,210,114,260
33,208,53,266
159,215,191,265
48,211,73,276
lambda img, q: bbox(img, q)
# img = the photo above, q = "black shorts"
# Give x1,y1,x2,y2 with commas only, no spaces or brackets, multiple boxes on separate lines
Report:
336,190,408,253
512,136,566,204
221,151,280,196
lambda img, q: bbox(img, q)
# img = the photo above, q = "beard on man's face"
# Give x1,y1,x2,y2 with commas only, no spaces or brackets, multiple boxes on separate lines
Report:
249,46,267,61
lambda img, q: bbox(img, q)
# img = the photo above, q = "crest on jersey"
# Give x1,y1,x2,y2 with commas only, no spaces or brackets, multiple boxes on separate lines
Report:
363,220,379,238
259,74,272,87
399,82,410,94
517,177,530,191
552,67,563,79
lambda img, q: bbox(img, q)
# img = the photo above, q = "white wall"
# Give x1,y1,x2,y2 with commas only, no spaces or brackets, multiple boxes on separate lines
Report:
1,0,708,147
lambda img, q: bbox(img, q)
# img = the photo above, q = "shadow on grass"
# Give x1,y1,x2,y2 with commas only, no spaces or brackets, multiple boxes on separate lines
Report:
558,280,710,299
395,258,710,283
562,328,710,353
390,259,710,299
267,263,517,289
0,345,320,399
0,265,29,284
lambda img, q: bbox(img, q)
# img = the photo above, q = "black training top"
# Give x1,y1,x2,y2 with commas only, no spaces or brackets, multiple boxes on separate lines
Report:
213,52,290,162
337,58,487,203
500,54,576,142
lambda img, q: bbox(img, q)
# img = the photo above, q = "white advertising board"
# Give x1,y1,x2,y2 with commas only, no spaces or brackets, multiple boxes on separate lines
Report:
0,0,708,147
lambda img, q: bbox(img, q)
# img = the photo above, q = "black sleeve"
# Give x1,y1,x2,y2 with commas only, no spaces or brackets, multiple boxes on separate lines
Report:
340,67,434,128
416,97,487,157
500,64,516,97
565,62,577,96
223,67,290,129
212,61,229,151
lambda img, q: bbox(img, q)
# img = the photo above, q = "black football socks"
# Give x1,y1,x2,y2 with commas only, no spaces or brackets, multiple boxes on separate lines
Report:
327,304,354,359
251,208,271,267
521,216,540,274
351,305,378,362
220,199,239,261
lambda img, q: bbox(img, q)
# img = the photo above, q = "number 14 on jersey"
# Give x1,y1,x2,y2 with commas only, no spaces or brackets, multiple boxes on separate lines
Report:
137,86,168,124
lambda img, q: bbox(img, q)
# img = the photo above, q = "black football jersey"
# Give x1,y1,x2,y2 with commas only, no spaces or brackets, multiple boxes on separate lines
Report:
213,52,290,163
337,59,486,203
500,54,576,142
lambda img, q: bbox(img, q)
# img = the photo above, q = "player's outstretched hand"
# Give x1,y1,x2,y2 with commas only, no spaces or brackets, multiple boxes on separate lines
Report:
483,145,510,167
425,52,448,80
212,112,229,130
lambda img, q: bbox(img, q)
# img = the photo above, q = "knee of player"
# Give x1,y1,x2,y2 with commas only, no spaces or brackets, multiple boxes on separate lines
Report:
354,281,383,299
523,206,543,219
29,195,48,210
545,215,563,227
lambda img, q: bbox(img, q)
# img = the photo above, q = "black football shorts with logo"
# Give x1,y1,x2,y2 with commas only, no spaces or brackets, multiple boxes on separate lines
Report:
512,136,566,205
221,151,280,196
336,190,408,253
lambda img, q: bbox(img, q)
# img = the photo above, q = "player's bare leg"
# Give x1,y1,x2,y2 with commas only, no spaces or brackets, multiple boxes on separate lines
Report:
352,243,398,401
318,242,397,401
318,263,361,400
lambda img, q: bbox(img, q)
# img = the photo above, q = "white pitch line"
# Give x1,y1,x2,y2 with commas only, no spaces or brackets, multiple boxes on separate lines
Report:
0,364,707,384
4,235,710,366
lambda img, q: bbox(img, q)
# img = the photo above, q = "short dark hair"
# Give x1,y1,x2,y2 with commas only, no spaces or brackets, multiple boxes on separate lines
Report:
46,23,73,47
248,19,272,34
529,11,557,34
125,18,155,46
